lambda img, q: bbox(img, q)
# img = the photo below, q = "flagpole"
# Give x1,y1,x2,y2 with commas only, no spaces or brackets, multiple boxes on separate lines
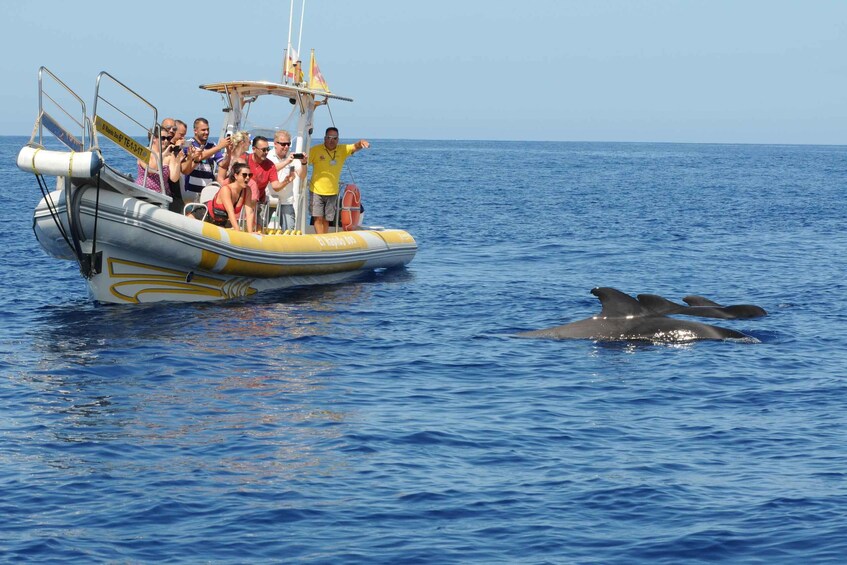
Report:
296,0,306,82
285,0,295,84
309,48,314,89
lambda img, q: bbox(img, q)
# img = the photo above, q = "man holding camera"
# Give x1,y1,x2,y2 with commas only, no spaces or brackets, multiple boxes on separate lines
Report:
181,117,231,203
308,127,369,234
161,118,187,212
268,130,308,231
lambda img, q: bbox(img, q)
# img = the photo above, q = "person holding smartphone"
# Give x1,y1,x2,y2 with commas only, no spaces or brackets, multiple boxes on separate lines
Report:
181,117,231,203
243,135,303,232
217,130,252,183
268,130,308,230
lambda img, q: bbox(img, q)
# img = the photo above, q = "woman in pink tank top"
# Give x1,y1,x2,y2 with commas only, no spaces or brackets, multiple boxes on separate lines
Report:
135,125,183,195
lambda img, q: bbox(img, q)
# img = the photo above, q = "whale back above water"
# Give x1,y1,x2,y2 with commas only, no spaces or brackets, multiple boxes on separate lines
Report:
516,287,764,343
681,295,768,319
637,293,768,320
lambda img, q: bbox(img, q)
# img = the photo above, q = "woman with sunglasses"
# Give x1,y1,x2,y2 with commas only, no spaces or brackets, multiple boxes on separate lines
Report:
135,125,182,194
207,162,256,230
216,130,252,183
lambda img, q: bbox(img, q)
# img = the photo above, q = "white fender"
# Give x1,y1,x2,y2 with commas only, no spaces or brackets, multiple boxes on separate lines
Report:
17,145,103,179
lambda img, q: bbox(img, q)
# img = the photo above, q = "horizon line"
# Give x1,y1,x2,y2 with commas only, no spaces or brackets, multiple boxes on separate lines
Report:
4,134,844,148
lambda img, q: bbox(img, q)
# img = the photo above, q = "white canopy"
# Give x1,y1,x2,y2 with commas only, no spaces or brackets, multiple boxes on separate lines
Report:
199,80,352,103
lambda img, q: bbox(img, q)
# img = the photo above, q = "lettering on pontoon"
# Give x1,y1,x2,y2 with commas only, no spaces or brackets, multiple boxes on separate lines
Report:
315,235,358,249
94,116,151,162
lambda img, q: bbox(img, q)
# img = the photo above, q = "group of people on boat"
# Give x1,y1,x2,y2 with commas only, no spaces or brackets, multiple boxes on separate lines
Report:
136,117,368,234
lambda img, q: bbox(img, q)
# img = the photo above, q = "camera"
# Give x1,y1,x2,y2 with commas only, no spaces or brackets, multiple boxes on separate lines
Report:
292,153,305,160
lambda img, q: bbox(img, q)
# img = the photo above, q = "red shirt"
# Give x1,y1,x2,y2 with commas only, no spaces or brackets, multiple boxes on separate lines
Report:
246,153,279,202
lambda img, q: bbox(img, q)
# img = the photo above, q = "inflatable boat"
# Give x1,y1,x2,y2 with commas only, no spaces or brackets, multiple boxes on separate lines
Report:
19,68,417,304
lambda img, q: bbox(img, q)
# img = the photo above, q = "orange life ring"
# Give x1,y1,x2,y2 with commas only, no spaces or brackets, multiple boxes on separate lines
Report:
340,184,362,231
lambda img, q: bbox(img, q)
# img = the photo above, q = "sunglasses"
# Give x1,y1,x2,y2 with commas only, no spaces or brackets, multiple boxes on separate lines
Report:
276,141,291,146
325,136,338,140
160,136,171,141
255,146,270,152
240,172,254,178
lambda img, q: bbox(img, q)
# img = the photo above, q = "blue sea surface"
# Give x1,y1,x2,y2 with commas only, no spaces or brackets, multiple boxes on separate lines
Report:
1,135,846,563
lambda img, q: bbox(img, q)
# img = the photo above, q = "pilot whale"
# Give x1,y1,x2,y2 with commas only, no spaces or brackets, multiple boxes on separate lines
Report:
636,293,767,319
516,287,764,342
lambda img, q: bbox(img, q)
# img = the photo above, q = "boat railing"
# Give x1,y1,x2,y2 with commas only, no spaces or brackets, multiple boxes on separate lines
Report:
91,71,170,206
33,66,92,152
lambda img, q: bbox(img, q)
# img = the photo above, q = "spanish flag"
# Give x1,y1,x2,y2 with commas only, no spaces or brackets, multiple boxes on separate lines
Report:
284,46,304,83
309,49,330,92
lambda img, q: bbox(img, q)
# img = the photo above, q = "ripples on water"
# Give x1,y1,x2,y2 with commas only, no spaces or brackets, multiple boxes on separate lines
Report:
2,137,846,563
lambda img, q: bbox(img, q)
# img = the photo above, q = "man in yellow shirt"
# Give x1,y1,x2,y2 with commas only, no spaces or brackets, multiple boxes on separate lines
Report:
308,127,370,234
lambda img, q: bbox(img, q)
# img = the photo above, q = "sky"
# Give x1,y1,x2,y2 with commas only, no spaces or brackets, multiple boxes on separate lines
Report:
3,0,847,144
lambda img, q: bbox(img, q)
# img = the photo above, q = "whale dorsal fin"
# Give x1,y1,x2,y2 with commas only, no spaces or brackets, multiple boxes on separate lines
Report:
591,287,650,317
683,295,722,307
637,294,683,315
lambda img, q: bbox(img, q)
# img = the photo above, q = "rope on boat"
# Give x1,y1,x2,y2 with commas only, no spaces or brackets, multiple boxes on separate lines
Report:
30,147,42,175
30,151,103,279
34,170,75,258
84,170,103,279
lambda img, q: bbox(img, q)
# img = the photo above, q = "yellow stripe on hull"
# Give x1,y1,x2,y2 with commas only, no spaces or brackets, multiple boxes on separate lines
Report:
201,222,370,253
374,230,418,246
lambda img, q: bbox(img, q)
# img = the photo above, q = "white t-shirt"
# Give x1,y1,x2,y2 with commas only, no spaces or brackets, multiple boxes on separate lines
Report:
267,150,303,206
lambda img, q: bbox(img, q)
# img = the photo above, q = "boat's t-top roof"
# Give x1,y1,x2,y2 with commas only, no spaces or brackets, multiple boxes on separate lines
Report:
199,80,353,103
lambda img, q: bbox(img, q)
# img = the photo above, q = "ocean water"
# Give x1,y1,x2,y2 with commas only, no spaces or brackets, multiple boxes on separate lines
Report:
1,136,846,563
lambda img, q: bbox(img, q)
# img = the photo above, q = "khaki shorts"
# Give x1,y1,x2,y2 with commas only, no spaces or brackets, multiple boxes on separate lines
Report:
310,193,338,221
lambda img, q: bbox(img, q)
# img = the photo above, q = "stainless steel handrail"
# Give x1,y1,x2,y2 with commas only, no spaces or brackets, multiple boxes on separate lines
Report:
36,66,90,150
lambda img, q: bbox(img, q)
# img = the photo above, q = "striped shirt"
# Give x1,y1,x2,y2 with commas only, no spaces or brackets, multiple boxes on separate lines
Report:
183,139,224,193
